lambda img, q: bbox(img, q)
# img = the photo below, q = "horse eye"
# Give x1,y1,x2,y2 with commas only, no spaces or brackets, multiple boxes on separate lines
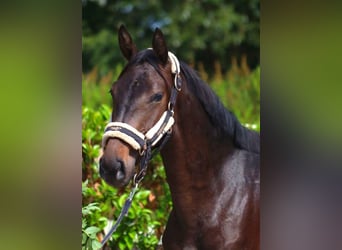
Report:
150,93,163,103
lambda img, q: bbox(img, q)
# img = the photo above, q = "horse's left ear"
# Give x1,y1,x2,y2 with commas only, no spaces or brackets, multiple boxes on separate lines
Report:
118,25,137,61
152,28,169,65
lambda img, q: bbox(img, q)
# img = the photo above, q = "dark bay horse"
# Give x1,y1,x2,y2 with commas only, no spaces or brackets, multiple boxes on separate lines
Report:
100,25,260,250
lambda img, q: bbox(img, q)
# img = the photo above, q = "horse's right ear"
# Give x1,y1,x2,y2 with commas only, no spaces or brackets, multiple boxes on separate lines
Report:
118,25,137,61
152,28,168,65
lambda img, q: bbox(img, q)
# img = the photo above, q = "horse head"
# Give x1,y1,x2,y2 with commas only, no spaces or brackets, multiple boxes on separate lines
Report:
99,25,178,187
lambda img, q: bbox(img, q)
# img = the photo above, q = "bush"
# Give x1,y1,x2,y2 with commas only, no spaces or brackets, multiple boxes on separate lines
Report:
82,105,171,249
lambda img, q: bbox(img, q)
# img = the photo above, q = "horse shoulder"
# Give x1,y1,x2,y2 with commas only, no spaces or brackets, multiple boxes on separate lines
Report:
214,150,259,248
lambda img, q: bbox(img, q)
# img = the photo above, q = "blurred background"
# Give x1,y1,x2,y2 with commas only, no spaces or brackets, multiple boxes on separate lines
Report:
82,0,259,76
82,0,259,249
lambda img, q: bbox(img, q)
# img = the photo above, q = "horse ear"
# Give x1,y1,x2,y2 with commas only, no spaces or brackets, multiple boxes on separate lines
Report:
118,25,137,61
152,28,168,65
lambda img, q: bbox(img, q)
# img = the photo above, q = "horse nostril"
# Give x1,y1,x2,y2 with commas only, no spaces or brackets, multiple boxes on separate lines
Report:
99,156,126,182
113,159,123,170
114,159,125,180
116,170,124,180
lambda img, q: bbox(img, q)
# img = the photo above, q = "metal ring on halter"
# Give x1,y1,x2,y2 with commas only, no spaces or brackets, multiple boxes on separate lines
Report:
174,74,182,91
168,102,175,113
139,143,146,156
133,170,145,185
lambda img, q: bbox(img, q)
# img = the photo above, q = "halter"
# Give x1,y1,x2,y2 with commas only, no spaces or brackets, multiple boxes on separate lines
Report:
102,50,181,156
100,51,182,247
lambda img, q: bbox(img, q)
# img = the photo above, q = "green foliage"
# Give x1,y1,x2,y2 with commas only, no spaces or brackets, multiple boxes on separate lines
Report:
82,201,103,250
211,66,260,129
82,0,259,76
82,63,123,108
82,103,172,249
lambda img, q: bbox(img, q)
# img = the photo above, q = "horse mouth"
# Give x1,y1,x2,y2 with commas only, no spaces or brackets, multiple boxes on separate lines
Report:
99,157,135,188
100,170,129,188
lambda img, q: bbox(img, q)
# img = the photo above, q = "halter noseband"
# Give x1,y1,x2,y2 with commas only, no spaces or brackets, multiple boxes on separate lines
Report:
102,51,182,155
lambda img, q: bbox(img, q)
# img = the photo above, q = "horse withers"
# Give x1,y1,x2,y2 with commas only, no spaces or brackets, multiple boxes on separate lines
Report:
99,25,260,250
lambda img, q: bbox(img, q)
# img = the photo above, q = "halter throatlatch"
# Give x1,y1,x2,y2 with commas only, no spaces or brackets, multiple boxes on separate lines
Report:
102,50,181,158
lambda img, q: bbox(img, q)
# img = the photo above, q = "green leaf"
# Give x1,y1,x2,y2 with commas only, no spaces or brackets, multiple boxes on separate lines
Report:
82,233,87,245
124,235,133,249
135,190,150,200
84,226,100,236
118,194,128,207
128,231,135,240
91,240,102,250
118,241,126,250
82,219,87,229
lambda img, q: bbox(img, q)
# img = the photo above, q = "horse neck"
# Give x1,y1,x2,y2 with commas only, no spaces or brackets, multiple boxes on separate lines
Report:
160,81,235,195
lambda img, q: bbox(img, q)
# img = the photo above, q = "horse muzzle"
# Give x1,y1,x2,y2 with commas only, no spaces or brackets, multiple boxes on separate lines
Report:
99,138,137,187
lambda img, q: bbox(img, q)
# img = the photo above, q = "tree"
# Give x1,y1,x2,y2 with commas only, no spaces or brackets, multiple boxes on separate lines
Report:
82,0,259,76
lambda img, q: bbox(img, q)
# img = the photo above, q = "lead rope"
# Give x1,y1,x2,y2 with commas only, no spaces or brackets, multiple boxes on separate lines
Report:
99,183,138,248
99,143,153,249
100,131,173,249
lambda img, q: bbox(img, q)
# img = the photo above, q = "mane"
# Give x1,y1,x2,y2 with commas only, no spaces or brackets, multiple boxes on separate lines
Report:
180,62,259,154
125,50,260,154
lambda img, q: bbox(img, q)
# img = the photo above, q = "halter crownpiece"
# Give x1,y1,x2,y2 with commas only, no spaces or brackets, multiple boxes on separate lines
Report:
102,50,181,154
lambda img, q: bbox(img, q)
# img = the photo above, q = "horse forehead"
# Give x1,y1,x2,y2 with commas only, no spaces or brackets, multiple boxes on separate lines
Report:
120,65,144,81
120,64,161,84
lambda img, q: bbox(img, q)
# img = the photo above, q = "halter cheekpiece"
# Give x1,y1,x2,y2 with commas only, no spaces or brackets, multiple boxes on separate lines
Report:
102,50,182,157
